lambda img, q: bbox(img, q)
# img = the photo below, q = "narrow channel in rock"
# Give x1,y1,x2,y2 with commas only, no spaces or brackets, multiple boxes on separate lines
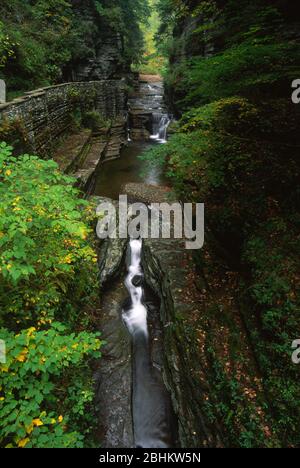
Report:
123,239,175,448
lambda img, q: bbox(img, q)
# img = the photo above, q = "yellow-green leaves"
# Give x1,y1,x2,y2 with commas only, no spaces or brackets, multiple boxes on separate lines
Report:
0,142,98,326
0,325,102,448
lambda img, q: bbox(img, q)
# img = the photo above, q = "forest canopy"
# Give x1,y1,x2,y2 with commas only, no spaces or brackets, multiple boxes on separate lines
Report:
0,0,151,95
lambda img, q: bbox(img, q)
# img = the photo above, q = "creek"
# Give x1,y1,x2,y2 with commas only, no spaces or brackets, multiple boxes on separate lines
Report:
93,141,163,200
93,76,176,448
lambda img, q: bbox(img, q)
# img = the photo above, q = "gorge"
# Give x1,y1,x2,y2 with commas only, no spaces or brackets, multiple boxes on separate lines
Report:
0,0,300,451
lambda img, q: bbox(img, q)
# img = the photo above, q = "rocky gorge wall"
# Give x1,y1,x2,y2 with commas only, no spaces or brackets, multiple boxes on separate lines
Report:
0,80,127,156
69,0,128,82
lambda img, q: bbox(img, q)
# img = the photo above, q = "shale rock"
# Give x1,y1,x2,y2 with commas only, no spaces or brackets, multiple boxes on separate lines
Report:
122,182,175,204
95,277,133,448
93,197,127,287
0,81,126,156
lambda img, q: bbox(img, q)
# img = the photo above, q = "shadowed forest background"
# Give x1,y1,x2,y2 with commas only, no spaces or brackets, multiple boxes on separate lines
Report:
0,0,300,449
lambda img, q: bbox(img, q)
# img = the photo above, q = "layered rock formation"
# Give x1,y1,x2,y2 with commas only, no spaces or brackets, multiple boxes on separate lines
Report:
51,115,127,194
69,0,128,81
128,76,166,140
0,80,126,156
93,196,132,448
111,183,269,448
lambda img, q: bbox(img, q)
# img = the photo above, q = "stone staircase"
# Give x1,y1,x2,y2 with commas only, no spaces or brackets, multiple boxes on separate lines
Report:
53,116,127,193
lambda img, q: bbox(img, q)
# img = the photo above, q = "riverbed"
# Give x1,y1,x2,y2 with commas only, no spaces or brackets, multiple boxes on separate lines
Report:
93,141,165,200
93,75,176,449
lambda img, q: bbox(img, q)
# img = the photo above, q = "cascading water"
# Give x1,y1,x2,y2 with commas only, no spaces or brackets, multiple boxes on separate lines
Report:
122,239,174,448
94,76,176,448
123,239,148,336
150,112,171,144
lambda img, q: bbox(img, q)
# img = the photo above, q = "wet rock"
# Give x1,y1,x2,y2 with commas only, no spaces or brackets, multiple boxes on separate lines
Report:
132,275,143,287
94,277,133,448
123,182,175,204
98,237,127,286
104,117,127,161
92,196,127,287
142,237,220,448
91,195,134,448
128,77,167,142
67,1,128,81
122,184,220,448
122,296,133,312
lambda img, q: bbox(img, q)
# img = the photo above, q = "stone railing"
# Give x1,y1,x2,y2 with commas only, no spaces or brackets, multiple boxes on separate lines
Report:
0,80,127,155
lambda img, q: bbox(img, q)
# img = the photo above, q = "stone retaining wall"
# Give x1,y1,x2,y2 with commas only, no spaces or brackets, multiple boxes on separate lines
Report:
0,80,127,155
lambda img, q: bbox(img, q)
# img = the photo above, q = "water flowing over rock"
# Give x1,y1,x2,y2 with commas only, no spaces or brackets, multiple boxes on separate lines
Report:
119,183,218,447
94,275,134,448
128,75,171,142
151,113,171,144
142,236,217,447
123,239,175,448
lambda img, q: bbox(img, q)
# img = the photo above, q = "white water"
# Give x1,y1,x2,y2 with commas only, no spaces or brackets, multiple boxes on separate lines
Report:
123,239,173,448
123,239,148,336
150,113,171,144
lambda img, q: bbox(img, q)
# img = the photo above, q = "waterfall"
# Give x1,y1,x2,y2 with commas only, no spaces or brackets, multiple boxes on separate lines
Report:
123,239,148,336
122,239,172,448
150,112,171,144
127,127,132,142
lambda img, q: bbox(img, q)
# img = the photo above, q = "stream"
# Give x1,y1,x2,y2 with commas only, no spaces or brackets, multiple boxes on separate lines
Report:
123,239,174,448
93,141,164,200
94,76,175,448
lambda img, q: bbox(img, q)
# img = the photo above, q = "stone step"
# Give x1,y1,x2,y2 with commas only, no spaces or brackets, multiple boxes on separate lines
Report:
53,129,92,173
73,136,109,190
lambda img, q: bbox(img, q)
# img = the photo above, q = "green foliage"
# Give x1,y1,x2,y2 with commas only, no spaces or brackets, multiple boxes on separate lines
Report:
0,117,30,155
242,219,300,445
0,0,76,90
0,142,98,327
179,39,300,108
141,97,299,231
0,0,151,92
82,111,111,132
0,324,102,448
0,142,102,448
0,20,16,68
134,0,167,75
148,0,300,447
203,350,269,448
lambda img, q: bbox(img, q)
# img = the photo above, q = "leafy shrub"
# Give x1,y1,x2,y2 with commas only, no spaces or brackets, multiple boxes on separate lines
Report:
0,142,102,448
180,39,300,108
179,97,260,134
0,324,102,448
140,97,299,243
242,218,300,446
0,142,98,327
81,111,110,132
154,0,300,448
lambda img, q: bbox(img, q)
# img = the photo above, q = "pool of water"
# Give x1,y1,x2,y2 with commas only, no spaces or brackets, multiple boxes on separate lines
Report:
92,141,165,200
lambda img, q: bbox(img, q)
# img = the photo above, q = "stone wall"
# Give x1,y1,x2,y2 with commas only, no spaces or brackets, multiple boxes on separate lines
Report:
0,80,127,156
